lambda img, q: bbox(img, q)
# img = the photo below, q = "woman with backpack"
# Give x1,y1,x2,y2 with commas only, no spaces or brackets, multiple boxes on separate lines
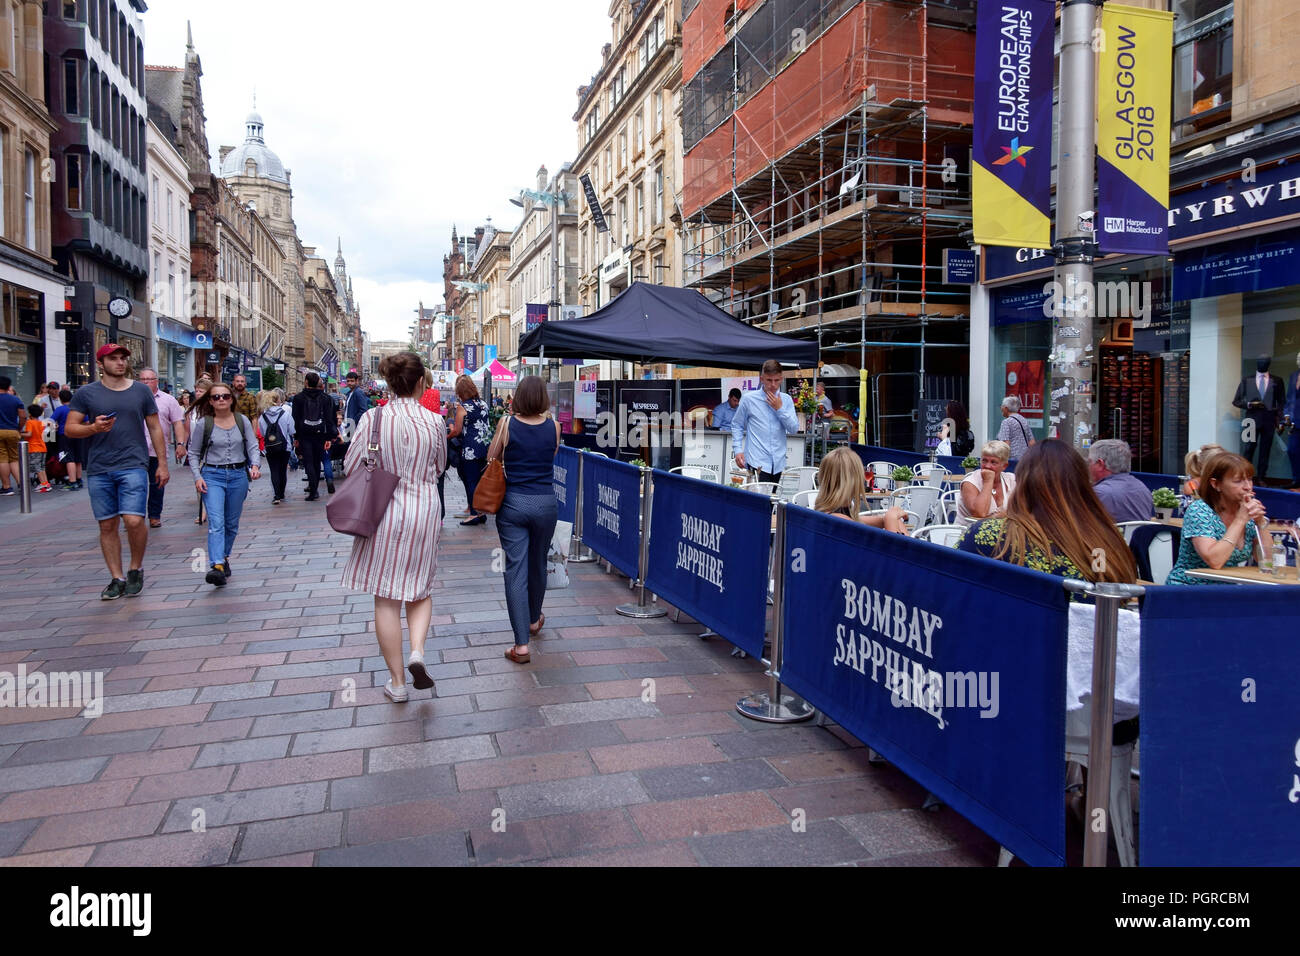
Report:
187,377,213,524
188,382,261,587
259,388,294,505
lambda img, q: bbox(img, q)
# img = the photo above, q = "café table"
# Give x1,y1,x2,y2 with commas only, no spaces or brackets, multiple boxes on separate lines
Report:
1155,516,1292,535
1184,566,1300,585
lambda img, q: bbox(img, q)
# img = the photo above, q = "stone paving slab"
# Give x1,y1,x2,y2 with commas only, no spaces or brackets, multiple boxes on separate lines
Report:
0,471,1001,866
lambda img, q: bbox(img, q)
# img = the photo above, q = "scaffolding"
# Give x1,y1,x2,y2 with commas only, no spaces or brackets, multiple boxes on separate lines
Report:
680,0,976,436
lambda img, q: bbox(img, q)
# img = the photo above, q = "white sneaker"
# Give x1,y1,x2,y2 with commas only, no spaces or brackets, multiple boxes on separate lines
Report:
383,679,408,703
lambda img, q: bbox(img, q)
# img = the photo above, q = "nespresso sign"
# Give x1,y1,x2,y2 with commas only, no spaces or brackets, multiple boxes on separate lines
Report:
984,159,1300,282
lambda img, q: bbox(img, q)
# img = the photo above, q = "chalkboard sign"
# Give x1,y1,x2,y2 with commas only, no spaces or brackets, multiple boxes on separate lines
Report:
915,398,950,453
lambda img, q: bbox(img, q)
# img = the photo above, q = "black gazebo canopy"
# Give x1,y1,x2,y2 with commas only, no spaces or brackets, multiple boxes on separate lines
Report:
517,282,819,370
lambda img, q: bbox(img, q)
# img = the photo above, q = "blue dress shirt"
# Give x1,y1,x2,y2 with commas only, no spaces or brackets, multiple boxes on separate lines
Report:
730,389,799,473
712,401,737,431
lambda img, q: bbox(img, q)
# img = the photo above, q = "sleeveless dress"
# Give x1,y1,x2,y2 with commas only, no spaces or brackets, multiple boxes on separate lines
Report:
341,398,447,601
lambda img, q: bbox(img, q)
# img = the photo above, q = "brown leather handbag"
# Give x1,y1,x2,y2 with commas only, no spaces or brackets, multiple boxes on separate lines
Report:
326,407,400,537
472,417,508,514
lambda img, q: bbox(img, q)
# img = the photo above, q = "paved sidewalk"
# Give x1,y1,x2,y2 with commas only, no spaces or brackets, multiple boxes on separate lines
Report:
0,468,998,866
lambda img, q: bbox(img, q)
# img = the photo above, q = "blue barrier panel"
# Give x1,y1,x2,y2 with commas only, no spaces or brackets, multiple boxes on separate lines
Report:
1140,586,1300,866
581,455,642,579
644,471,771,659
778,506,1068,866
553,446,580,525
1131,471,1299,522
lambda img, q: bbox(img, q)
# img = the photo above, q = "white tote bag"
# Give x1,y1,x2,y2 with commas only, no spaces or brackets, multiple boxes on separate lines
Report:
546,519,573,589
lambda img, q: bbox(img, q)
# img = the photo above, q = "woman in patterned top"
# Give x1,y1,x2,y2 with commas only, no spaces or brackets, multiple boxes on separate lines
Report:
959,439,1137,583
1166,452,1269,585
448,375,492,526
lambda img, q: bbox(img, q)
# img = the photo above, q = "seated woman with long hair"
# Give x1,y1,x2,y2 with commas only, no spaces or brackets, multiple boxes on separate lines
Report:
958,439,1137,583
1167,452,1269,585
814,447,908,534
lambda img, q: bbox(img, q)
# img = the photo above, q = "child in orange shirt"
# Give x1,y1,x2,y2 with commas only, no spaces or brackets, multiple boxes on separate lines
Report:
23,404,50,492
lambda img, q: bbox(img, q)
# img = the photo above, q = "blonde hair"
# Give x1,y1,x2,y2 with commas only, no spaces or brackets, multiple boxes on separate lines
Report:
194,376,213,397
1184,443,1224,481
257,390,278,414
815,447,867,517
981,440,1011,462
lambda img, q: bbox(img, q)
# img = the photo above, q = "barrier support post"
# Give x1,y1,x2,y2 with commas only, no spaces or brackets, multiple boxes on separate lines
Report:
616,465,666,619
1060,578,1145,868
18,439,31,514
568,450,596,563
737,499,815,723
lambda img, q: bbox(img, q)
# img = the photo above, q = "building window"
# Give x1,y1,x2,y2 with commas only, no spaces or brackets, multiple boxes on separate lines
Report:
654,90,664,134
586,106,600,143
635,110,644,156
619,198,628,245
88,0,96,36
64,1,78,20
168,260,176,316
1173,1,1233,136
0,128,5,238
10,2,21,84
167,188,174,235
150,175,158,221
618,128,628,170
64,59,80,114
635,182,645,237
67,155,82,210
653,164,664,226
603,146,612,185
23,149,35,249
611,67,625,107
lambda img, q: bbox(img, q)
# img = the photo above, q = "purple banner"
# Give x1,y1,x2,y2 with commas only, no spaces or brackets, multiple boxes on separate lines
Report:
525,303,548,333
1098,157,1168,255
973,1,1055,247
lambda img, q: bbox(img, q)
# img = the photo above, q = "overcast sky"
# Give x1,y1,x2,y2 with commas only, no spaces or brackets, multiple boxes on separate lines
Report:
142,0,611,343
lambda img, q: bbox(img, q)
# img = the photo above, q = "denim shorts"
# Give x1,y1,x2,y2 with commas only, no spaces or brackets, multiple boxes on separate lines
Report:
87,468,149,520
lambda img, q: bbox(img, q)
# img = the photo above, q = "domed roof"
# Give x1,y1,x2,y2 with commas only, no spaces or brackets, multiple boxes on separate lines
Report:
220,111,288,184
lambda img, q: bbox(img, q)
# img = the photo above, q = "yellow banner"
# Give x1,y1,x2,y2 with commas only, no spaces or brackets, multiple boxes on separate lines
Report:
972,164,1052,249
1096,4,1173,253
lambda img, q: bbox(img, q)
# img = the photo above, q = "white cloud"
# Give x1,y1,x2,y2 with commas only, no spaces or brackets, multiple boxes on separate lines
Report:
143,0,610,340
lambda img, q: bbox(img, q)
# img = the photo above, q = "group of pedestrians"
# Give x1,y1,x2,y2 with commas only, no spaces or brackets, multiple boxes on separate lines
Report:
0,376,82,495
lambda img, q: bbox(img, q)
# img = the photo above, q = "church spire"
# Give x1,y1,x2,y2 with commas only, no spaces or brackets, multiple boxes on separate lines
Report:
186,20,194,51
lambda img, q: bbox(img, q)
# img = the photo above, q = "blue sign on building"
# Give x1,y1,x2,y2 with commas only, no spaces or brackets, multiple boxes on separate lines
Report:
942,248,977,285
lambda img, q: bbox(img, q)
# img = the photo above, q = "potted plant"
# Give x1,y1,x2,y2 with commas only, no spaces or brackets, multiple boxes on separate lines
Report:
962,455,980,474
628,458,648,469
1152,487,1179,520
891,466,915,487
791,380,819,430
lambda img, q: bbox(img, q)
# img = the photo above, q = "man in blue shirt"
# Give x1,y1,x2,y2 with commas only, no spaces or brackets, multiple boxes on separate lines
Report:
0,375,25,495
712,388,741,430
1088,439,1154,523
730,360,799,482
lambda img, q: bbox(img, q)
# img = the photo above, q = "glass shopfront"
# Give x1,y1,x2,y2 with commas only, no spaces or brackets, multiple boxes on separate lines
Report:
0,282,44,402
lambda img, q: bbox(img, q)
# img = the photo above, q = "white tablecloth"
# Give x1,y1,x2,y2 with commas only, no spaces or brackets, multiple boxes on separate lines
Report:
1066,603,1140,723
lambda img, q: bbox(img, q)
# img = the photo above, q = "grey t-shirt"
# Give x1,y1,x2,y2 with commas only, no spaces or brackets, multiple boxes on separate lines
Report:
188,416,260,481
69,381,158,475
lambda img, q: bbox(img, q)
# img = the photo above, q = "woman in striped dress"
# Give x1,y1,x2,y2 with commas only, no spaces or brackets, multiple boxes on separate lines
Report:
341,352,447,702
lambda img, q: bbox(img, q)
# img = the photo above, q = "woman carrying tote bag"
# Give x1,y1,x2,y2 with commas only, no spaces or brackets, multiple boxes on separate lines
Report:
493,375,561,665
340,352,447,702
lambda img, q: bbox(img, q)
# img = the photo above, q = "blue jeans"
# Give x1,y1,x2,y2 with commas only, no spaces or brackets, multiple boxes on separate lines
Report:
87,468,149,521
201,466,249,566
495,491,558,645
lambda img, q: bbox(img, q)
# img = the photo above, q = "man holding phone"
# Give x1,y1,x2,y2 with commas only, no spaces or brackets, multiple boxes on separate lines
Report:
730,359,800,483
65,344,169,600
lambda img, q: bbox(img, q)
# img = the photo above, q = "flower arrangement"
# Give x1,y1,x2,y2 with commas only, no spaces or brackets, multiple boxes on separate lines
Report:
791,380,819,416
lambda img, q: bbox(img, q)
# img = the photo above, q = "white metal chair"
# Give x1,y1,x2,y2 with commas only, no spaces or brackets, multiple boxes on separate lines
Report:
866,461,898,476
912,462,945,477
584,451,611,458
740,481,779,496
1116,520,1161,545
791,490,818,509
892,485,943,526
936,489,963,524
1139,527,1177,585
863,507,922,530
912,523,967,547
669,465,710,480
778,466,819,500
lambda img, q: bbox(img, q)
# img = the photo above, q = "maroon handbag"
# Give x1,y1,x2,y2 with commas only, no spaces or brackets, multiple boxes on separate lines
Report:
326,406,400,537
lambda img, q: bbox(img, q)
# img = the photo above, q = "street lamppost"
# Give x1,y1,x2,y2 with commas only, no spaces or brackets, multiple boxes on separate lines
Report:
511,184,573,381
451,279,489,370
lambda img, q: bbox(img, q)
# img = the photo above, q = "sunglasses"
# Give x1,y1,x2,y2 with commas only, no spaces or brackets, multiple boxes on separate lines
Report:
211,394,233,401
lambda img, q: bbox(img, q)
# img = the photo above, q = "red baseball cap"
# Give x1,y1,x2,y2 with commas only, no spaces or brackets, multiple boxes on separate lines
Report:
96,343,130,361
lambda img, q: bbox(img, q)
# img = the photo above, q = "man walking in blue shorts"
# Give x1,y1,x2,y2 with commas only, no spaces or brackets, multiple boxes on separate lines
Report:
65,344,170,599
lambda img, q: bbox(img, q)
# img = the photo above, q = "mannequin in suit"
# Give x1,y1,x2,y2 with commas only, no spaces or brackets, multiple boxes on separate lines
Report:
1232,355,1285,479
1286,352,1300,489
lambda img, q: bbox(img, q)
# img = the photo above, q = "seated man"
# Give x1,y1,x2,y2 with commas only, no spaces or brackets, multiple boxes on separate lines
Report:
712,388,741,430
1088,439,1154,523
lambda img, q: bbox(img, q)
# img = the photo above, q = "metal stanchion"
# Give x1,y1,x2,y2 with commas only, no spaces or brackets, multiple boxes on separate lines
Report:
737,499,815,723
1062,578,1145,867
568,450,596,563
616,465,667,619
17,439,32,514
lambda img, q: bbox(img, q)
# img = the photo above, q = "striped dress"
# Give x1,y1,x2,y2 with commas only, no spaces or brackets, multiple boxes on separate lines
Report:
341,397,447,601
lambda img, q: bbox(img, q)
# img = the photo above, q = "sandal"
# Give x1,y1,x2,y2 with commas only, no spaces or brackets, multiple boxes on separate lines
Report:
149,519,162,528
195,516,206,525
503,647,531,664
529,613,545,636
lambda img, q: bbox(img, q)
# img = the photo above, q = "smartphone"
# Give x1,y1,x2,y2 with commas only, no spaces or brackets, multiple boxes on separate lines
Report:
102,412,117,420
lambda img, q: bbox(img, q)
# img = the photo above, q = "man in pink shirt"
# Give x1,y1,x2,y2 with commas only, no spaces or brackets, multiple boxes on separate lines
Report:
138,369,188,528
